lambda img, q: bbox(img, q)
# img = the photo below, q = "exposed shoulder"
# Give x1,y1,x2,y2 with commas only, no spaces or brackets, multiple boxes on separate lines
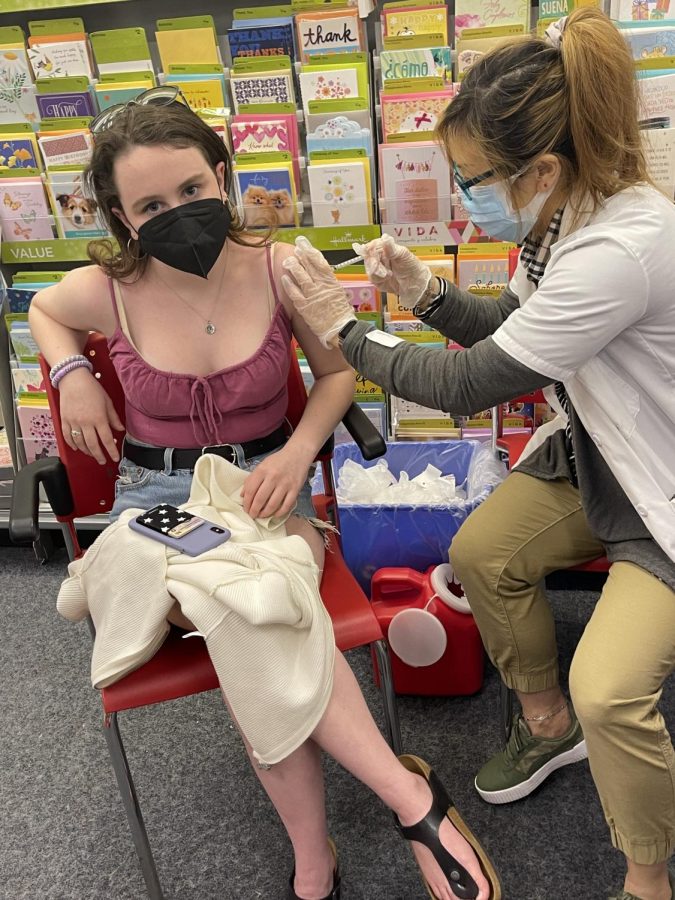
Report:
270,240,296,316
31,264,117,335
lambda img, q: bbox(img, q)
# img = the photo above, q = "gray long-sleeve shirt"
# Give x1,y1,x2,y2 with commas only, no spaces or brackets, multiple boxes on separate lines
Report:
341,281,675,589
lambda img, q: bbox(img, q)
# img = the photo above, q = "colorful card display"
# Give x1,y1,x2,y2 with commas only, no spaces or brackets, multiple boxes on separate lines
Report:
380,89,456,140
230,70,294,112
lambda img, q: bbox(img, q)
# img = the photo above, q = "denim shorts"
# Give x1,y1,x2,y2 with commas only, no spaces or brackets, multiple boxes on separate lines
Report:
110,440,316,523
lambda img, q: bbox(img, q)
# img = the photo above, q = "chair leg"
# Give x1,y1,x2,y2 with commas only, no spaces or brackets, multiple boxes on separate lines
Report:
103,712,165,900
372,639,403,756
499,680,514,747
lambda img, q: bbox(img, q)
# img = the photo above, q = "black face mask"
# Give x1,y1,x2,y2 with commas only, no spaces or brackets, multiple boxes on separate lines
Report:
137,198,232,278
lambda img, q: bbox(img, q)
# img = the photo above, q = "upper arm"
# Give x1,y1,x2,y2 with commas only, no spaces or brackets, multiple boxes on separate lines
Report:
29,265,116,336
272,240,353,379
492,238,648,381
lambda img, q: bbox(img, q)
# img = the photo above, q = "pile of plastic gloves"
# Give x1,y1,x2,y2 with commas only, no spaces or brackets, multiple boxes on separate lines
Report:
336,459,465,506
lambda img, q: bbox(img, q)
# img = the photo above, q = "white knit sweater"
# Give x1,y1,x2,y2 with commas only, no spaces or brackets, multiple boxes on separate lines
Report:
57,455,335,766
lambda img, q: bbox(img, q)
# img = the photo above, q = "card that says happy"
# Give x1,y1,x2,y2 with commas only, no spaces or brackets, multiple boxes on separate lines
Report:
295,9,364,64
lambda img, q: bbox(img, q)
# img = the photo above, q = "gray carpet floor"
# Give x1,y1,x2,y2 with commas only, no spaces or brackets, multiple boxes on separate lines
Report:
2,542,669,900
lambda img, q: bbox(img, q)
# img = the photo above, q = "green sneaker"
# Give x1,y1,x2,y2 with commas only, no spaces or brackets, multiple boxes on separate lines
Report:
475,706,587,804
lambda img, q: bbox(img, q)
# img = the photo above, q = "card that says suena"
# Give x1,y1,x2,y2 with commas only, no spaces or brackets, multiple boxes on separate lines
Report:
380,89,456,140
295,9,364,64
379,141,453,224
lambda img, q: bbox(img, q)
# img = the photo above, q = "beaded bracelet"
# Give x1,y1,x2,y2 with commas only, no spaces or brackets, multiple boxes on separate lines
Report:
50,357,93,389
49,353,89,382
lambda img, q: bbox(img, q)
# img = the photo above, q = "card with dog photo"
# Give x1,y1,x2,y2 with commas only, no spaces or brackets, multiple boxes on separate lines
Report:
234,163,299,228
46,172,108,239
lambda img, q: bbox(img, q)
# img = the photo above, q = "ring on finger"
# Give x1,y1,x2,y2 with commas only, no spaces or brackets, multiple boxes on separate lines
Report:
70,429,82,437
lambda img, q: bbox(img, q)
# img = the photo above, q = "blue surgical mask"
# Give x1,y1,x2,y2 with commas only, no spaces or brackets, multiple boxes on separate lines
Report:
459,174,554,243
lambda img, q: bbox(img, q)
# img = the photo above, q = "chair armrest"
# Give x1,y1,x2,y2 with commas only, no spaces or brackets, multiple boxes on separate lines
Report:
342,403,386,461
10,457,73,544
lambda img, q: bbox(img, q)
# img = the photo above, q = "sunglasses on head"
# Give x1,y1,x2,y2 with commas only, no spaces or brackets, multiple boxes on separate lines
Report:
90,85,189,137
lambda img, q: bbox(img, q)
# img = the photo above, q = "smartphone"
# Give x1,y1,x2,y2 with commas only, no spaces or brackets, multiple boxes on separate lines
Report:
128,504,231,556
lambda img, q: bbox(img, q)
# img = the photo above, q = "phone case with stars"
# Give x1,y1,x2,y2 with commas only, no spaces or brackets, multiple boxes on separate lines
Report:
128,504,231,556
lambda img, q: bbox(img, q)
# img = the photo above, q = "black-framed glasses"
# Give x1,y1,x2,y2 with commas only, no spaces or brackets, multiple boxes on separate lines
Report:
453,163,495,199
90,86,188,137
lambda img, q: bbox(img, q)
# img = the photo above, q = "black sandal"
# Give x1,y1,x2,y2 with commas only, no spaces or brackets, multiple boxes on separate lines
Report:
396,755,502,900
287,837,340,900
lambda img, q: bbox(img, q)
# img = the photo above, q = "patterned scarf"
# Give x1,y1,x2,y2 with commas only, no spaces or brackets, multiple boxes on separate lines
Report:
520,208,578,486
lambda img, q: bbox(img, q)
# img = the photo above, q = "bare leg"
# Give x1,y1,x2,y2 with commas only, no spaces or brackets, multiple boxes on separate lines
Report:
312,651,491,900
516,686,572,738
624,860,671,900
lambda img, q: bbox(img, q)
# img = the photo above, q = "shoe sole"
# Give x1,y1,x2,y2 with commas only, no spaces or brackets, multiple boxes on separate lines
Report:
475,738,588,805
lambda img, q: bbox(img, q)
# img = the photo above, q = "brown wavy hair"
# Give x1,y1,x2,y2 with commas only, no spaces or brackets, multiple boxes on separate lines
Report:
436,8,651,214
85,102,270,281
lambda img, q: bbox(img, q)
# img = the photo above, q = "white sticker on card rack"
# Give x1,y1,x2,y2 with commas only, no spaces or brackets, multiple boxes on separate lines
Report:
365,330,405,348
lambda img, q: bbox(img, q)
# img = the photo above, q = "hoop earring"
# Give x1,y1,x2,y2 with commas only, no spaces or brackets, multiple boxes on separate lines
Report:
126,236,146,260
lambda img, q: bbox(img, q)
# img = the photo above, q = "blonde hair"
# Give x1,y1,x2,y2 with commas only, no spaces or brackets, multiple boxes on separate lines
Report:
437,8,650,210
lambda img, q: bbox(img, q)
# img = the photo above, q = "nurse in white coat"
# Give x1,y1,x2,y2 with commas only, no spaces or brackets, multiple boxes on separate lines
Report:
282,9,675,900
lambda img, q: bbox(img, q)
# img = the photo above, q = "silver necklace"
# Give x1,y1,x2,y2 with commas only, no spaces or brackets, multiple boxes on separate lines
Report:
154,248,228,335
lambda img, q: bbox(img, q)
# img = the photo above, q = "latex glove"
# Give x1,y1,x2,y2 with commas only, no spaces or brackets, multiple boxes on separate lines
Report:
353,234,432,307
281,236,356,349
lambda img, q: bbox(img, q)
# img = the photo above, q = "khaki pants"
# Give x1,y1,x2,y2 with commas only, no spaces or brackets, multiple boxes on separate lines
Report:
450,471,675,864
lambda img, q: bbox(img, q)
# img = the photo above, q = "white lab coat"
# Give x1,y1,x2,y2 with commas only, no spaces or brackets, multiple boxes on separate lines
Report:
493,185,675,563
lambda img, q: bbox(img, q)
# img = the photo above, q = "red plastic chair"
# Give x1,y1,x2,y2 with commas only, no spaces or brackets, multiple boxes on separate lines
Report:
495,392,610,741
10,333,401,900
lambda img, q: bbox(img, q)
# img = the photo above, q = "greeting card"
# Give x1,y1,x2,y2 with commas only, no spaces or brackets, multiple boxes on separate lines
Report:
639,72,675,122
227,24,295,61
7,287,36,314
457,253,510,293
307,107,372,134
0,178,54,241
295,9,364,64
379,142,453,223
335,277,382,312
17,401,57,464
380,89,456,140
0,135,40,172
164,77,225,111
611,0,674,19
12,366,45,395
455,0,530,39
36,90,95,119
456,27,528,78
89,27,152,75
307,160,371,226
622,25,675,59
0,84,40,127
155,28,220,69
0,46,33,88
299,67,360,115
27,37,94,80
231,118,291,154
306,115,373,155
38,130,93,168
381,47,453,82
10,323,39,362
382,6,449,43
643,125,675,197
94,82,150,111
230,71,294,112
46,172,107,239
235,163,299,227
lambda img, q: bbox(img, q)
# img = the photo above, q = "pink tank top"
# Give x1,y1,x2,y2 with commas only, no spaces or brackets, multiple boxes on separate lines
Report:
106,244,294,448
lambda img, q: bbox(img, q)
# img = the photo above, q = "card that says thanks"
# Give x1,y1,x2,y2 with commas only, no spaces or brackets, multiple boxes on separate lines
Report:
295,9,364,64
307,160,371,227
227,24,295,61
379,142,453,224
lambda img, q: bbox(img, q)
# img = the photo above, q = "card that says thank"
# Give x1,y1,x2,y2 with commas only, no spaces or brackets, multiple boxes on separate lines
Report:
295,9,364,64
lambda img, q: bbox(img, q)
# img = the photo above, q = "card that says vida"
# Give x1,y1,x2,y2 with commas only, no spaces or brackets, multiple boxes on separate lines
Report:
307,160,371,227
380,89,456,140
230,70,294,113
231,118,291,154
295,9,364,64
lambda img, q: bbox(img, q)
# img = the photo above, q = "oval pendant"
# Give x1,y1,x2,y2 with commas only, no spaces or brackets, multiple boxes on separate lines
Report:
205,322,216,335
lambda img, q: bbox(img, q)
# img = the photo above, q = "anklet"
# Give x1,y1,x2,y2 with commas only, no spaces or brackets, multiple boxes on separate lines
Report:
524,700,568,722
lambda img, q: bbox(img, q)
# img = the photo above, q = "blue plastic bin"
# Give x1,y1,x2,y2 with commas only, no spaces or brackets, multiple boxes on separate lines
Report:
331,440,504,592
